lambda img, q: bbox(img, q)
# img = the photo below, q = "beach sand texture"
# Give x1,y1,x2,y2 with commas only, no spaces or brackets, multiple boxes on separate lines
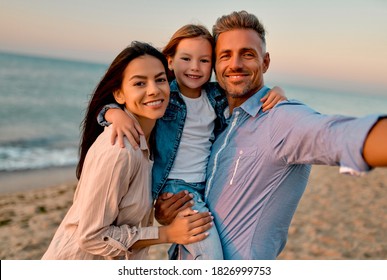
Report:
0,165,386,260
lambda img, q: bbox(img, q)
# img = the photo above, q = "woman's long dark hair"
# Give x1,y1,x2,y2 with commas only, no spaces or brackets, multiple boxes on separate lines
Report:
76,41,168,179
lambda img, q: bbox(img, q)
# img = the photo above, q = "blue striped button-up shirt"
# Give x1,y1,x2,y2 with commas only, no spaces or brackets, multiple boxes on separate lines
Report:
205,86,381,259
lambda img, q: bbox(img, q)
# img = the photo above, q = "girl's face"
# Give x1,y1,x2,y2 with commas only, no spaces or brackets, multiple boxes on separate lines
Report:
114,55,170,124
168,37,212,97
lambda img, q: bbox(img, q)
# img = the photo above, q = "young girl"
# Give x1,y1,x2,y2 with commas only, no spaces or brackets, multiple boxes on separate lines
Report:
42,41,212,260
99,25,286,259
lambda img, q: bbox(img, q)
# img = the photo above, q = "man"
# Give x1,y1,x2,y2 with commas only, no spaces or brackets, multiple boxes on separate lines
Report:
155,10,387,259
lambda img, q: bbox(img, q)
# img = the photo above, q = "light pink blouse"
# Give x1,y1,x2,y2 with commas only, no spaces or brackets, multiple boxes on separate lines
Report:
42,122,158,260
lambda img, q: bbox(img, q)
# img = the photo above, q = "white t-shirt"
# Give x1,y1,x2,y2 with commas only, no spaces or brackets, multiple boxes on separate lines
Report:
168,89,216,182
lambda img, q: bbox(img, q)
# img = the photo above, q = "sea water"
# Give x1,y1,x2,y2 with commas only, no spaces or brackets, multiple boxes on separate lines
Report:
0,51,386,172
0,52,107,171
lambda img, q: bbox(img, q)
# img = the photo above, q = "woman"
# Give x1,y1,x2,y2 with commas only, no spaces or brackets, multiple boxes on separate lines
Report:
42,41,212,260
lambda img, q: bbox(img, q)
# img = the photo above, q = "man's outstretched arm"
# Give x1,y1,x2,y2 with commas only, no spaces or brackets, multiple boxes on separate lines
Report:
363,118,387,167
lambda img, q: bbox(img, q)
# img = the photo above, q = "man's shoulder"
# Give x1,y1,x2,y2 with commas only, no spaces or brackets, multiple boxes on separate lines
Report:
272,99,316,113
268,99,320,124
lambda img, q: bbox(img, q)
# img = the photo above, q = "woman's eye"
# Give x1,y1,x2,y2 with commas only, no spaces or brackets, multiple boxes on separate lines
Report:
156,78,167,83
134,82,145,87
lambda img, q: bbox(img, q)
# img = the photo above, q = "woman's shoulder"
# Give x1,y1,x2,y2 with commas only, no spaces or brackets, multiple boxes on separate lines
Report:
94,126,138,157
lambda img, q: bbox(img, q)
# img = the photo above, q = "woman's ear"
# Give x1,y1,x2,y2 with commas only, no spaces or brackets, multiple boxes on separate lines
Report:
113,89,125,104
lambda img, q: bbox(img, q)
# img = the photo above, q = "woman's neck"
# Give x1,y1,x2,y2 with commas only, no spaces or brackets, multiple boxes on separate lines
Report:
137,118,156,145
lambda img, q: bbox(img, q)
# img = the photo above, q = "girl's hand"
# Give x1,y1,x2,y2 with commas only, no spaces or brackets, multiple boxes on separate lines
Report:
105,108,144,149
162,208,213,245
260,86,287,112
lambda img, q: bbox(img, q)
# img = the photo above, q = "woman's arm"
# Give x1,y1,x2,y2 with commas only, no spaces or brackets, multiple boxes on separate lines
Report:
130,208,213,250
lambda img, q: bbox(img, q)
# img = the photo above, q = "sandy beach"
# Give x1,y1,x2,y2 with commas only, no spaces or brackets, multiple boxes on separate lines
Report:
0,165,386,260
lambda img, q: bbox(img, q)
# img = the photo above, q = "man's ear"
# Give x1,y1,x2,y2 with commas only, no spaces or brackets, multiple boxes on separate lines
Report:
113,90,125,105
263,52,270,73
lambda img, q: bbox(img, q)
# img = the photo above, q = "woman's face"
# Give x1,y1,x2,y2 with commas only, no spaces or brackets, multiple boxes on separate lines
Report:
114,55,170,123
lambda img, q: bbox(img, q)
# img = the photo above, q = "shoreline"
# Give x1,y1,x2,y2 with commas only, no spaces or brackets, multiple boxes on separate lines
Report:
0,166,77,194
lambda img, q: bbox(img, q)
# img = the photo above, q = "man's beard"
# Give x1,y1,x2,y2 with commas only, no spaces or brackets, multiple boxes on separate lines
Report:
224,79,256,99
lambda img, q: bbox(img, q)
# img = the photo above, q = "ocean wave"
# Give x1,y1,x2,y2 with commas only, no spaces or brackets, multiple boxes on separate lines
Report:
0,145,78,171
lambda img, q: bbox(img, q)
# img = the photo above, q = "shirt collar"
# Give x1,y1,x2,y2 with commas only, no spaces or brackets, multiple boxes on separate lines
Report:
239,86,270,117
170,79,179,92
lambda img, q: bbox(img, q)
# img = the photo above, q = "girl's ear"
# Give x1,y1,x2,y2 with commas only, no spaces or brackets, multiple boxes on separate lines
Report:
167,56,174,71
113,90,125,105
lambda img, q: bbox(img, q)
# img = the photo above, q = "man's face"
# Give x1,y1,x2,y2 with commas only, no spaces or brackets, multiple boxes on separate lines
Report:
215,29,270,107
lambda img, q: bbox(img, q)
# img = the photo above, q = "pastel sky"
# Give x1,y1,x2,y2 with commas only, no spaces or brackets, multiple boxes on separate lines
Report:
1,0,387,96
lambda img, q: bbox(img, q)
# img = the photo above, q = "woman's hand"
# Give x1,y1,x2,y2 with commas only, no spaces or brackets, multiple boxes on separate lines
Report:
161,208,213,245
260,86,287,112
105,108,144,149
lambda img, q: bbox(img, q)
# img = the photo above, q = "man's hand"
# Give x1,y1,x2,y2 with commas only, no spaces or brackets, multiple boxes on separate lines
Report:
154,190,194,225
363,118,387,167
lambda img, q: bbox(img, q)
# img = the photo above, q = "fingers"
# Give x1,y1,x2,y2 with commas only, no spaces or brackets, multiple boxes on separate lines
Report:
161,191,193,212
134,122,144,136
180,212,214,244
187,232,210,243
189,213,213,234
110,129,118,145
154,191,193,225
124,127,139,150
158,192,173,200
260,94,268,103
178,211,213,232
178,208,199,217
261,96,277,112
110,126,135,149
117,130,125,148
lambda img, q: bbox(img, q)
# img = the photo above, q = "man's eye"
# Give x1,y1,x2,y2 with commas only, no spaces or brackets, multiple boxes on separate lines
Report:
244,53,254,58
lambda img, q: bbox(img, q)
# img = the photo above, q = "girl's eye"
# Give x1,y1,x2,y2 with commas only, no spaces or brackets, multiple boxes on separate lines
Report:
201,59,210,63
181,57,190,61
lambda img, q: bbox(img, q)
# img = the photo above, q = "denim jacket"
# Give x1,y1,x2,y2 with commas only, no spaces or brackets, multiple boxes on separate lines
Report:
152,80,228,199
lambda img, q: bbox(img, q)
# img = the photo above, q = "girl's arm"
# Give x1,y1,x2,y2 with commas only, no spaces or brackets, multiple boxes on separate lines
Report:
260,86,287,112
